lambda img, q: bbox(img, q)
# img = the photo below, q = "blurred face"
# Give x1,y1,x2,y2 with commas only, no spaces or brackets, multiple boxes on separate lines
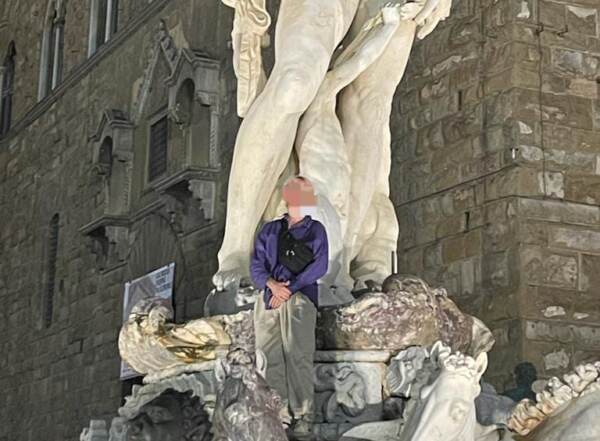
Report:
282,177,316,218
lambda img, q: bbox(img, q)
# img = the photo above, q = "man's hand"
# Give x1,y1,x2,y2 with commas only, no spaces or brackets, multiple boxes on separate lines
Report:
269,295,287,309
267,278,291,308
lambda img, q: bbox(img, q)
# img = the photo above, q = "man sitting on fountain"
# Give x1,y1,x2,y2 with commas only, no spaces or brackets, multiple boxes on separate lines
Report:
250,176,329,439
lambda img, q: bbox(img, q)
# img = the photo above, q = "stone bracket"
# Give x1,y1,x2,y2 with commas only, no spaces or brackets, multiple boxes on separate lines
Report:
152,167,218,233
79,215,130,270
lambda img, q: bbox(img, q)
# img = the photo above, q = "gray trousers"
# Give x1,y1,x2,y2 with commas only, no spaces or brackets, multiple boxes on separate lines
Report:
254,291,317,420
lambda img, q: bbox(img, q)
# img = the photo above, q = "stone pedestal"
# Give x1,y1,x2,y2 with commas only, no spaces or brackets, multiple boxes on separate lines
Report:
313,351,392,440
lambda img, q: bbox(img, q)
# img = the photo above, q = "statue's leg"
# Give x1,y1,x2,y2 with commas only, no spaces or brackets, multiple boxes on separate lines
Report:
213,0,360,290
350,192,399,285
339,20,416,283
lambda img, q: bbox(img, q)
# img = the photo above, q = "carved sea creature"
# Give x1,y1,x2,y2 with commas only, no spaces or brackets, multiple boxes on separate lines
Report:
507,362,600,440
212,348,288,441
118,298,231,376
318,275,493,355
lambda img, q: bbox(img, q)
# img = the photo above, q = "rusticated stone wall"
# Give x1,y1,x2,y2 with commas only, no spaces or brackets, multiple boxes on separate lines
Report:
0,1,239,440
393,0,600,388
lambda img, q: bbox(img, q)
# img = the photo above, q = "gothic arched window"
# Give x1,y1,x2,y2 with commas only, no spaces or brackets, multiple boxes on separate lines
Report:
44,214,60,328
0,41,15,137
88,0,119,56
38,1,65,100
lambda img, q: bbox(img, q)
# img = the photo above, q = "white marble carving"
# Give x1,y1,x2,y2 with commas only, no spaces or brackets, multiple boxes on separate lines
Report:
314,362,386,423
213,0,454,295
507,362,600,440
213,348,288,441
222,0,271,117
118,298,231,377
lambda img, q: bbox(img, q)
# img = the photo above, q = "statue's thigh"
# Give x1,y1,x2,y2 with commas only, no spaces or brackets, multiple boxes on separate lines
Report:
276,0,359,55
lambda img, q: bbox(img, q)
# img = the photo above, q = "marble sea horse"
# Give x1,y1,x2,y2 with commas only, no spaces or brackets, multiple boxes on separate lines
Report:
342,342,600,441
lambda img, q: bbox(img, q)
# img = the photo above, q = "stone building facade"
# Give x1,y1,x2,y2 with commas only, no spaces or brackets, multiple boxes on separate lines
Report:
392,0,600,385
0,0,598,440
0,1,240,440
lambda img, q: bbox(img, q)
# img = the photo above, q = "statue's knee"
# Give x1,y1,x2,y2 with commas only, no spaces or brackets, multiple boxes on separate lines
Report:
272,67,319,113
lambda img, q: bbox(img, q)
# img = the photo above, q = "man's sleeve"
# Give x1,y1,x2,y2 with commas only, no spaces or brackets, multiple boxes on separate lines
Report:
287,223,329,294
249,224,271,290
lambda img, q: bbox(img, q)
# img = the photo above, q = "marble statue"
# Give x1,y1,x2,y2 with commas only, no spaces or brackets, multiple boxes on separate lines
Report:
317,275,491,354
344,342,600,441
341,341,508,441
120,276,493,379
314,364,368,421
214,0,453,296
396,343,491,441
506,362,600,441
213,348,288,441
293,5,401,295
222,0,271,117
118,298,231,376
126,389,211,441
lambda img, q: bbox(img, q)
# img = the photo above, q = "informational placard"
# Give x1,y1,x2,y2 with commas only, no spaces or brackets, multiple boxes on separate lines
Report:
120,262,175,380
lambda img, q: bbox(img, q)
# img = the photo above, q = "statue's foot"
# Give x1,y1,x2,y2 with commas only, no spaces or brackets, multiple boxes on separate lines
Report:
212,257,249,292
351,278,384,298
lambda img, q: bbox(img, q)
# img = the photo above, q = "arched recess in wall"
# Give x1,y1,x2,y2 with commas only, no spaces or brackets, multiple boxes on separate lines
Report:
38,0,66,100
125,213,194,322
0,40,16,137
171,77,212,169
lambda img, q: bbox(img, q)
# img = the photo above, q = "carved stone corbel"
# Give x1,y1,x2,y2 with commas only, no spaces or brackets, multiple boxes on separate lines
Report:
153,169,217,234
79,217,130,271
188,179,216,221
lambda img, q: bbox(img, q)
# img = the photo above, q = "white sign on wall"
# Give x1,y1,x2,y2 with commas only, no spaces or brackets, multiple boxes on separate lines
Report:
120,262,175,380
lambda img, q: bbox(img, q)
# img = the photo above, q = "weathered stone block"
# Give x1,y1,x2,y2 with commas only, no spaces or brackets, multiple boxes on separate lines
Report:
521,246,578,288
566,5,598,36
549,226,600,253
517,197,600,225
538,171,565,198
525,320,573,343
540,1,566,29
565,175,600,205
580,254,600,292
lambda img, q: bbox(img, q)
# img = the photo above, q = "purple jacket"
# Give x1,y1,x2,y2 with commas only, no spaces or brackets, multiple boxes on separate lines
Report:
250,213,328,309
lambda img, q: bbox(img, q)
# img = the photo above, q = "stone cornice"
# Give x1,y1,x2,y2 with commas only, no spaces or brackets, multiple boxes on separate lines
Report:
0,0,172,149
